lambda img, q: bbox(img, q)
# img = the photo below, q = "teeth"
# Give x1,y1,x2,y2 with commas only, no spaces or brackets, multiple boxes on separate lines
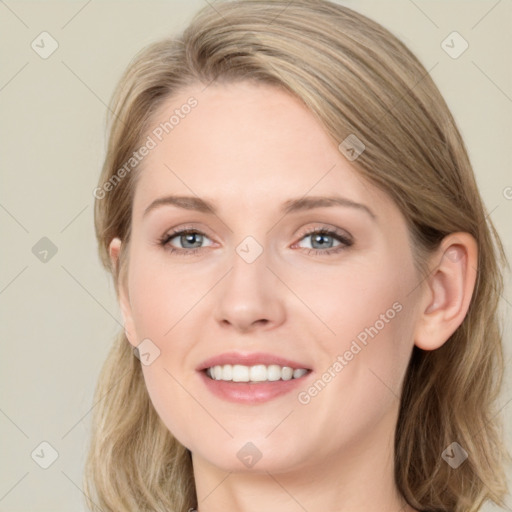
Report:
205,364,309,382
293,368,308,379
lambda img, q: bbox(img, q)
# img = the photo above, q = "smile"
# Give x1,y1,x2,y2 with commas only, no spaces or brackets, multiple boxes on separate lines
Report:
205,364,310,382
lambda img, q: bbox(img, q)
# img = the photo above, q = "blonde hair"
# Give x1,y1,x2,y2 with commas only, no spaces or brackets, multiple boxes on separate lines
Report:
85,1,510,510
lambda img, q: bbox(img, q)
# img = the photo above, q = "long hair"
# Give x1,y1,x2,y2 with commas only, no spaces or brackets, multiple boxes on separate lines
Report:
85,1,510,510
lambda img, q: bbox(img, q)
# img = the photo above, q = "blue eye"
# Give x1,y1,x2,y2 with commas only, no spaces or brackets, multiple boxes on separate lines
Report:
159,230,212,256
159,226,353,256
295,227,353,255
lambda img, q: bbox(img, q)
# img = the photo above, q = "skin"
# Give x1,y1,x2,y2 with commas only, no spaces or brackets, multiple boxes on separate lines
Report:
109,80,477,512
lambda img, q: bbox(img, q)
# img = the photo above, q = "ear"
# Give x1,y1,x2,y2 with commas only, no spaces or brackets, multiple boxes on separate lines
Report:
414,232,478,351
109,237,137,347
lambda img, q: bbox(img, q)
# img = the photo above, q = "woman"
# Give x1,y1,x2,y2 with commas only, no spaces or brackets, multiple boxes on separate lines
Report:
84,1,510,511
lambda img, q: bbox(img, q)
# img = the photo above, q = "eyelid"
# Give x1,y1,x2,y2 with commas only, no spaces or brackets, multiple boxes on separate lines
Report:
159,223,351,244
160,223,215,241
159,222,353,257
296,224,353,243
159,225,215,247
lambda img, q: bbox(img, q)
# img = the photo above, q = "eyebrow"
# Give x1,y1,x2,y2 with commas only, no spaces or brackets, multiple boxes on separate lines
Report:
143,195,376,220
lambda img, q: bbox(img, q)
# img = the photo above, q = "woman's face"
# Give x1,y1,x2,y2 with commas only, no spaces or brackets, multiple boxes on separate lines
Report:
114,80,425,473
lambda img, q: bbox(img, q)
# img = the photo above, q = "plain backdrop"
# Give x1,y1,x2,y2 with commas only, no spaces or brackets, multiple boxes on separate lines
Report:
0,1,511,510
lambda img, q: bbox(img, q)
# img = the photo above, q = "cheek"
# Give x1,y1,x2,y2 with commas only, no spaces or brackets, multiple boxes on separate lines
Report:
125,250,215,445
294,251,415,351
126,254,200,447
299,250,417,408
330,256,416,376
127,249,207,339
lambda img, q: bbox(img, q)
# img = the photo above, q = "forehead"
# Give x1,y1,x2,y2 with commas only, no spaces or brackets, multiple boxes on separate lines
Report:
131,81,386,217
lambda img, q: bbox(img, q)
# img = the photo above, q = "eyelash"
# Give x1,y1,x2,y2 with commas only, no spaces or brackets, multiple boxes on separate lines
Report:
158,225,353,257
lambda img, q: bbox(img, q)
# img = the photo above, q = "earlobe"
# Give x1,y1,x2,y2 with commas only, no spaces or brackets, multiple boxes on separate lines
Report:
108,237,137,347
414,232,478,351
109,237,122,273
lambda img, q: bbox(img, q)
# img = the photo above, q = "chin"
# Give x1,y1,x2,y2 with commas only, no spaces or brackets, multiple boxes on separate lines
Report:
192,439,309,475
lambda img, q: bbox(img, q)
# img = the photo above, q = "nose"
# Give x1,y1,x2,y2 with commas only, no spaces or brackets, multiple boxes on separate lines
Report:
213,245,286,333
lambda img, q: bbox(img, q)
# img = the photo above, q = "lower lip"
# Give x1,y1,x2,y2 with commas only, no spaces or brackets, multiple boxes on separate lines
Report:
198,370,311,404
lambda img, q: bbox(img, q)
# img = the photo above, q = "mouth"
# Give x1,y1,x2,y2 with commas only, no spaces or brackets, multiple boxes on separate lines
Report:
202,364,311,382
196,353,313,404
196,351,313,403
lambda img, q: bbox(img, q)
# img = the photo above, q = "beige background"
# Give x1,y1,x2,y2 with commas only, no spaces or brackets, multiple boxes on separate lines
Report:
0,1,511,510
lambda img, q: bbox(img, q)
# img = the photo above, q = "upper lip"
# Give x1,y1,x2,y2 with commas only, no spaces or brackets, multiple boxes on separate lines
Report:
196,351,312,371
